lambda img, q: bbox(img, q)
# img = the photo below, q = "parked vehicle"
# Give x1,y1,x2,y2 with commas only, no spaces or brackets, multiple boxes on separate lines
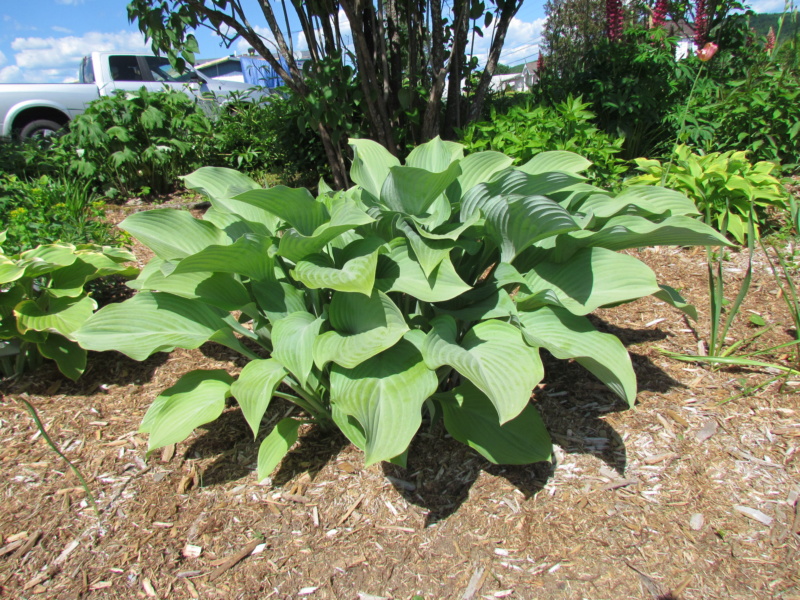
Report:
0,52,269,139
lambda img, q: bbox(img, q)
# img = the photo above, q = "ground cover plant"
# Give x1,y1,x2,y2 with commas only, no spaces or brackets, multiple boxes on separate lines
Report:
72,138,729,479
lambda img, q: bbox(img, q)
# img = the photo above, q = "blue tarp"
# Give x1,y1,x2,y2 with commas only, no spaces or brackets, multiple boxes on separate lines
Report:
239,56,288,89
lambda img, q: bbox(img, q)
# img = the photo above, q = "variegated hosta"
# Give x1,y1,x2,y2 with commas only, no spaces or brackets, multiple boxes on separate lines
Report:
73,138,728,478
0,236,137,379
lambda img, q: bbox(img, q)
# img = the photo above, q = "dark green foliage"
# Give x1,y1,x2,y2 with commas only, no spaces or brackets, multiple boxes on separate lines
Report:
458,95,628,187
59,87,213,197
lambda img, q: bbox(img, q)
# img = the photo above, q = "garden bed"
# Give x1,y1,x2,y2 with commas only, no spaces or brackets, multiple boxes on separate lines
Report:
1,210,798,600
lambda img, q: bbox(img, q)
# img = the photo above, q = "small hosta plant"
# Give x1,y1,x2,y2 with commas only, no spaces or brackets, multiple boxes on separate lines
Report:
74,138,727,477
628,145,789,244
0,236,136,379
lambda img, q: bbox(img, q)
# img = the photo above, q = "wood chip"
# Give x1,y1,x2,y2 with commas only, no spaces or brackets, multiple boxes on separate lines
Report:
643,452,677,465
54,539,80,566
792,501,800,534
734,505,773,526
207,539,262,581
14,530,41,558
695,419,718,442
664,409,689,427
298,586,319,595
0,540,24,557
182,544,202,559
161,444,176,462
689,513,704,531
184,578,200,599
281,493,309,504
462,565,486,600
601,478,639,491
337,494,365,526
142,577,157,597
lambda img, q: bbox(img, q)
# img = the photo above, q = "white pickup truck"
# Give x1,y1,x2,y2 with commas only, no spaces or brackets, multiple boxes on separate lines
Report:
0,52,268,139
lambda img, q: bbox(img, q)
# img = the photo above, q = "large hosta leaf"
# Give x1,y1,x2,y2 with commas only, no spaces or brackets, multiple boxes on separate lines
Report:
519,247,660,315
73,291,232,360
173,235,277,281
272,311,323,387
517,150,591,176
330,335,438,465
292,237,382,296
422,315,543,423
182,166,261,200
15,295,97,337
438,381,551,464
375,239,471,303
349,138,401,199
121,210,230,260
230,358,287,438
139,369,234,452
578,186,699,220
405,136,463,171
380,161,461,216
234,186,328,235
313,290,408,369
257,418,303,481
48,254,137,298
446,151,513,202
39,334,87,381
395,219,453,277
482,194,579,262
250,281,307,322
16,244,79,277
278,201,375,262
518,305,637,406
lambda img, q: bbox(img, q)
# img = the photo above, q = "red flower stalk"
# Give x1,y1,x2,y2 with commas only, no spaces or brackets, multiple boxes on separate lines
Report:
536,54,544,72
765,27,776,51
606,0,623,41
652,0,668,28
694,0,708,47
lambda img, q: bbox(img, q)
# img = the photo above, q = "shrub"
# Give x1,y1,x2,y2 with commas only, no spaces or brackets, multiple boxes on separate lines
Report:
458,95,628,188
628,145,790,243
59,87,213,197
0,174,123,255
73,139,728,477
0,238,136,379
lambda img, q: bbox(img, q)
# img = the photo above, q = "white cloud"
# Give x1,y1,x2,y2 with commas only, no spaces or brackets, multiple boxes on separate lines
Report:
0,50,6,68
52,26,74,34
747,0,786,12
0,65,22,83
55,0,85,5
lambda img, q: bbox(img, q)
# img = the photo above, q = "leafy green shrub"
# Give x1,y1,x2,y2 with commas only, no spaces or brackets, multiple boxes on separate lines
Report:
458,96,628,188
0,138,61,181
204,91,329,188
59,87,212,197
73,139,727,476
0,237,136,379
628,145,790,243
0,174,123,255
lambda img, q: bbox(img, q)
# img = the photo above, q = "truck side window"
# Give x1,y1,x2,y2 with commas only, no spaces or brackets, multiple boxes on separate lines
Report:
109,55,144,81
80,56,95,84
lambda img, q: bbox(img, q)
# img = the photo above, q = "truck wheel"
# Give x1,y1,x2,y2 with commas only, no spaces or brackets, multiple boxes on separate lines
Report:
19,119,63,140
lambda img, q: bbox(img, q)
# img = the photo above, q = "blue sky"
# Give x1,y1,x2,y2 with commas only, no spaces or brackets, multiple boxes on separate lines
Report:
0,0,557,84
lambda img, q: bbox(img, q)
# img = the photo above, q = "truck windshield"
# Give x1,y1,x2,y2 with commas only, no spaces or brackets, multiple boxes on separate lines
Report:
144,56,196,83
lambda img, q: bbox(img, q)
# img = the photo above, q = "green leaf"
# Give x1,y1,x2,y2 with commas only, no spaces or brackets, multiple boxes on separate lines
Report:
313,290,409,369
580,186,699,219
140,369,234,452
121,209,230,261
257,418,303,481
395,218,454,277
375,239,471,302
292,237,382,296
654,284,698,321
73,292,231,361
230,358,287,438
439,381,551,464
0,257,26,284
272,312,323,387
17,244,78,277
518,305,637,406
446,151,513,202
234,186,328,236
405,136,463,171
182,166,261,200
422,316,543,423
39,334,87,381
349,138,401,199
174,235,277,282
15,295,97,337
380,161,462,216
250,281,307,322
520,247,660,315
517,150,592,176
330,336,438,465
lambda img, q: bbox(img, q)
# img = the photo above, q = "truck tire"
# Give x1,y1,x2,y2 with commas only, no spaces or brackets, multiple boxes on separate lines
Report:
19,119,63,140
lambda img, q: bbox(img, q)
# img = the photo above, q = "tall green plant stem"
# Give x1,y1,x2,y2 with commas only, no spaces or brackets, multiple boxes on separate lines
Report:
662,63,706,184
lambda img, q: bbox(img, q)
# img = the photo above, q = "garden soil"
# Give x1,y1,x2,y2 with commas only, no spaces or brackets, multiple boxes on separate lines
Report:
1,202,798,600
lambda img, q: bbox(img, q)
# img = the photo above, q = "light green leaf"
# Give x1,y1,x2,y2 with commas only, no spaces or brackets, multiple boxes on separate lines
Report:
39,334,87,381
121,209,230,261
422,315,543,423
439,381,551,464
17,244,78,277
520,247,660,315
395,219,453,277
380,161,462,216
15,295,97,337
518,305,637,405
349,138,401,199
580,186,699,219
139,369,234,452
446,151,514,202
234,186,328,235
654,284,698,321
250,281,307,322
292,237,382,296
375,239,471,303
257,418,303,481
0,257,25,284
272,311,323,387
313,290,408,369
181,166,261,199
174,235,277,281
405,136,463,171
330,337,438,465
517,150,592,176
230,358,287,438
73,291,231,361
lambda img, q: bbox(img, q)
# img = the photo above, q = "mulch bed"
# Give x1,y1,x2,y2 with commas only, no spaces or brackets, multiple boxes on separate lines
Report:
1,204,798,599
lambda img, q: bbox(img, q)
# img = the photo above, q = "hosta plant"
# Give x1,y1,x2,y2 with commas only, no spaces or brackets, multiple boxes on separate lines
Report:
73,138,728,478
0,235,136,379
628,145,789,244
